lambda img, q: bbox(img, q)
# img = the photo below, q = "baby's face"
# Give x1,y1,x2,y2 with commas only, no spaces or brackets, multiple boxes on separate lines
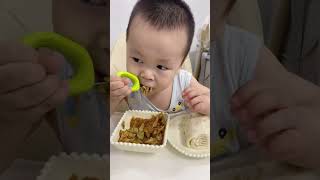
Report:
52,0,108,76
126,15,188,96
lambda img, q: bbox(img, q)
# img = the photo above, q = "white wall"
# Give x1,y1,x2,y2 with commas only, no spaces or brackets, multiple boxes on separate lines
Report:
110,0,210,53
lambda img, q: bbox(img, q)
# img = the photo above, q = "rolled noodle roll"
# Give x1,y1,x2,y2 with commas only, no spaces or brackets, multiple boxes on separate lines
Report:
183,115,210,149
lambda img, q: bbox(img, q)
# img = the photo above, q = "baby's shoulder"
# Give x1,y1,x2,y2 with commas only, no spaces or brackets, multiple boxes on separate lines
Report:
174,69,193,91
215,25,263,69
223,24,263,57
177,69,192,78
176,69,192,83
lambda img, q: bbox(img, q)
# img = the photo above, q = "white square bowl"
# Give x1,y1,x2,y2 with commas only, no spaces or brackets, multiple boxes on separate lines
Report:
110,110,169,153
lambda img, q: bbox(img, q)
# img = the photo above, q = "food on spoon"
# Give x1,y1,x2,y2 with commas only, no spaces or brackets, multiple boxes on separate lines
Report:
141,85,152,95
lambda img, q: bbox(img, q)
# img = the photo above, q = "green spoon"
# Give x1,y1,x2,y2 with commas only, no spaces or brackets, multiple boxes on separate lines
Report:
23,32,95,96
116,71,140,92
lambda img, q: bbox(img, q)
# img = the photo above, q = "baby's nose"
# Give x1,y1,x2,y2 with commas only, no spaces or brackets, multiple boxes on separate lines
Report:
141,70,154,81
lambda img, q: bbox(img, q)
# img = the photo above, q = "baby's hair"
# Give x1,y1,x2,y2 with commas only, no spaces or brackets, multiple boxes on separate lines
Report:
126,0,195,62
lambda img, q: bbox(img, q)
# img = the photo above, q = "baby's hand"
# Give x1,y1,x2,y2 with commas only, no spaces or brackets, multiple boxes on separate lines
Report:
0,42,68,123
182,82,210,116
110,76,132,112
231,78,320,168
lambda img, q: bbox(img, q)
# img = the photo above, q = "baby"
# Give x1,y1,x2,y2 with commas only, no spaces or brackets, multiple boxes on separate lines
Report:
110,0,210,116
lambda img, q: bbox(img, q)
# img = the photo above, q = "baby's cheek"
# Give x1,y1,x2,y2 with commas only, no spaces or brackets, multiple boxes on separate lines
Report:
126,63,138,75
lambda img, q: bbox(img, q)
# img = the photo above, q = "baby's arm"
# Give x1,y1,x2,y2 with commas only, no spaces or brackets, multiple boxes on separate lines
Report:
0,43,68,172
232,46,320,125
231,46,320,168
182,77,210,116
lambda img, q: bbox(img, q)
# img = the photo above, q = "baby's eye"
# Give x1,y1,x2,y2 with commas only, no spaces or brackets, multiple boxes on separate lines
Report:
132,57,143,64
157,65,168,70
81,0,107,7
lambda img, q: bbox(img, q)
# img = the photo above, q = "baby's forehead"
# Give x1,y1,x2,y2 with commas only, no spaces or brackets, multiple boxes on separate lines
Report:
128,15,188,58
130,14,188,33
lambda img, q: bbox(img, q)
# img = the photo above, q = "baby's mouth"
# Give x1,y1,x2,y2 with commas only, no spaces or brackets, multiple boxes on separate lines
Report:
140,84,153,95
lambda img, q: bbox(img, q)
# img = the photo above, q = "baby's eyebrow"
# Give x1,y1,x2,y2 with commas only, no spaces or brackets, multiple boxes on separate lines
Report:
131,49,143,57
157,58,176,66
158,58,171,62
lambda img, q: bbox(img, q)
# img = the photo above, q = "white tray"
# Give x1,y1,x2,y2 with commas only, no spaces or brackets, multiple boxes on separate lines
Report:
168,113,210,158
36,153,108,180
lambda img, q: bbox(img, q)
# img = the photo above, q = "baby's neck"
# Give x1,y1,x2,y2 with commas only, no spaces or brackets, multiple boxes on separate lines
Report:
146,83,173,111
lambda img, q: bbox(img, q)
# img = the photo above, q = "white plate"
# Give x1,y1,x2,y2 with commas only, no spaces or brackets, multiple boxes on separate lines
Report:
168,113,210,158
110,110,169,153
37,153,108,180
